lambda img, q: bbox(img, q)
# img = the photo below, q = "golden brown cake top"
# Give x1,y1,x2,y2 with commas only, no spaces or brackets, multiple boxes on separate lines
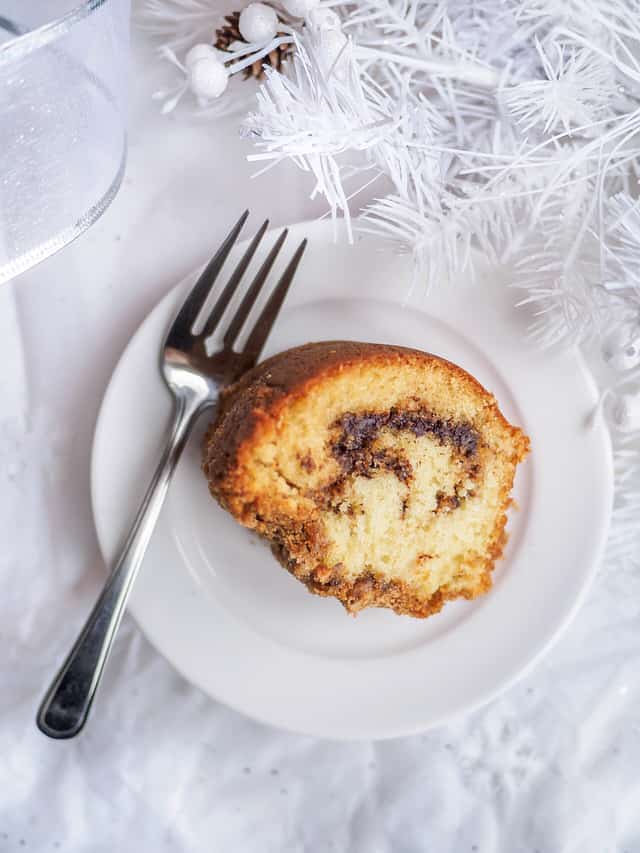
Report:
204,340,498,487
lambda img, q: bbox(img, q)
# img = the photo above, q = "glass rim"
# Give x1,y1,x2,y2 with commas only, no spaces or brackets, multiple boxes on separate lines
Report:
0,0,109,65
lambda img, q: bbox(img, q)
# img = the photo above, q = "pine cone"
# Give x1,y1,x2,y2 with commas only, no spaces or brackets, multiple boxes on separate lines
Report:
214,10,293,80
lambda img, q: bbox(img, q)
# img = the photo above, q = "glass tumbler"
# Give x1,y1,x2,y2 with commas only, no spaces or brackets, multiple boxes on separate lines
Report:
0,0,131,284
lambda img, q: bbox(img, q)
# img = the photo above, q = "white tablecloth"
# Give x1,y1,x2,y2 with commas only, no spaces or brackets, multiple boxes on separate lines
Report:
2,28,640,853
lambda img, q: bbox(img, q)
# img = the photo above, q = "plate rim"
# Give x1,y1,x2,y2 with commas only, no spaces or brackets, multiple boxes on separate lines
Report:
91,219,614,740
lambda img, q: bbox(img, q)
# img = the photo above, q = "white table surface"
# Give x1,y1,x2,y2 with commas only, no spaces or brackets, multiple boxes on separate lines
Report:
2,25,640,853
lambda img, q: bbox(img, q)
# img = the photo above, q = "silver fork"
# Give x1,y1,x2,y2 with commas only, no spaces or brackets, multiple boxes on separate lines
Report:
37,211,307,739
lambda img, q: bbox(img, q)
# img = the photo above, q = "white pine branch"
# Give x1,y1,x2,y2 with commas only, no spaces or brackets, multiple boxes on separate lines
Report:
604,193,640,296
244,34,400,236
502,40,615,135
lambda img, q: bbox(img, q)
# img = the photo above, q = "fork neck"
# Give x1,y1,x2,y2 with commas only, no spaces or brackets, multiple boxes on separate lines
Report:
172,387,216,429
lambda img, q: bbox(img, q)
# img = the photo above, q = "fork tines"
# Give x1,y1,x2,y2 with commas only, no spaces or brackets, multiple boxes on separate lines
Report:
167,211,306,364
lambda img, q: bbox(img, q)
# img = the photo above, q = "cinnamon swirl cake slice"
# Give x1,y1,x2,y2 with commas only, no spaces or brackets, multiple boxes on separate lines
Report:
203,342,529,618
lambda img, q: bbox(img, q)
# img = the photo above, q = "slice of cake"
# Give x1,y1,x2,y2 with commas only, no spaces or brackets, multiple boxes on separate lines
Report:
202,341,529,618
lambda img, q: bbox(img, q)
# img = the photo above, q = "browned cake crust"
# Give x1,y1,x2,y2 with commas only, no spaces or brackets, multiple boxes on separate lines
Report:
203,341,530,618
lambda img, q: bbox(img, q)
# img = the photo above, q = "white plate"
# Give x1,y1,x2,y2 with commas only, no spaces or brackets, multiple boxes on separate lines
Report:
92,220,613,740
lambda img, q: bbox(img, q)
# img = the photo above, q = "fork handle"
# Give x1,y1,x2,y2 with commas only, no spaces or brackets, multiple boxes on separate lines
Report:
37,393,203,739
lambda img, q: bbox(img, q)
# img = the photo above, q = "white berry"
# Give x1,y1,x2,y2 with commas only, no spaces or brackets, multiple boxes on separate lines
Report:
239,3,278,43
601,326,640,371
189,56,228,100
185,43,218,70
281,0,319,18
610,391,640,432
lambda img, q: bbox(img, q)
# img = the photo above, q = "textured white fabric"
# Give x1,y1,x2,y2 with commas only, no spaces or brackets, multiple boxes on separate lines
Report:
2,29,640,853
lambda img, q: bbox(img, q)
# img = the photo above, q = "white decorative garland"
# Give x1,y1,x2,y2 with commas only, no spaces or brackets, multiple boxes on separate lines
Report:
140,0,640,564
